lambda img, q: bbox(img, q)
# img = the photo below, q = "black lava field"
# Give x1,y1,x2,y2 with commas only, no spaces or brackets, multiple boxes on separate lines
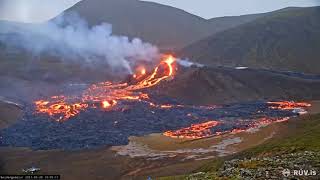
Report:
0,97,296,150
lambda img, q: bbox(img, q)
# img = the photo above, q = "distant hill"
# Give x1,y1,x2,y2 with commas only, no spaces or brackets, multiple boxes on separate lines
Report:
59,0,264,50
0,0,268,88
179,6,320,74
0,0,268,86
206,13,264,34
157,66,320,104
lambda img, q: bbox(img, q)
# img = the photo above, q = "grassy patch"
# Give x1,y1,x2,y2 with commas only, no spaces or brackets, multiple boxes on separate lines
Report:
240,114,320,157
238,160,265,169
194,158,225,173
160,114,320,179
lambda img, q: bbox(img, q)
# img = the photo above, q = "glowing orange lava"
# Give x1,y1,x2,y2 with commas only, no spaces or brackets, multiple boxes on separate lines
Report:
267,101,311,110
160,105,173,109
126,55,176,90
102,100,117,109
34,55,177,121
163,116,293,139
163,121,219,139
133,67,147,79
35,99,88,121
234,117,290,133
141,68,146,75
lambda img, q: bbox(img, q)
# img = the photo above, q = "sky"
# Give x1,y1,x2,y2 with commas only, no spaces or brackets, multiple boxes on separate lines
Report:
0,0,319,22
143,0,320,19
0,0,80,23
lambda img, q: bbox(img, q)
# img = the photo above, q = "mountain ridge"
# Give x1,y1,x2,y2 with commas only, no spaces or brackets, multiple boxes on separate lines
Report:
179,6,320,74
57,0,266,50
157,65,320,105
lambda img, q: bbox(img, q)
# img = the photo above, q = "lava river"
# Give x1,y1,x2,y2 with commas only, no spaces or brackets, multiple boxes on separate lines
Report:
0,55,312,150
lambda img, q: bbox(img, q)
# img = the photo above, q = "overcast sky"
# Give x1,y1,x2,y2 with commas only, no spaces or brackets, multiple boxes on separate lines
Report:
144,0,320,19
0,0,80,23
0,0,319,22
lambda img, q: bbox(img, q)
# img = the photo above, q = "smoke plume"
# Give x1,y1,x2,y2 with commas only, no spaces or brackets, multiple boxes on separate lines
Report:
177,59,204,68
0,12,159,73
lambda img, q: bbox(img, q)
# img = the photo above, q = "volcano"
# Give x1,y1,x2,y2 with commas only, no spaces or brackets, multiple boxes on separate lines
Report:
0,55,312,150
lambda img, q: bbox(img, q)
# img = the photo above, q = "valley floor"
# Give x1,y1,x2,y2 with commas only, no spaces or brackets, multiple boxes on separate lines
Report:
160,102,320,179
0,101,320,179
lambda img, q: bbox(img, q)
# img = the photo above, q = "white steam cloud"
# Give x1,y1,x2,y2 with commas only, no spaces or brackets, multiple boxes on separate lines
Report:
0,12,159,73
177,58,204,68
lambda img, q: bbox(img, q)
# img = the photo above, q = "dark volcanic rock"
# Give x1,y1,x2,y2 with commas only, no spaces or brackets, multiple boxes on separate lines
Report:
0,100,295,150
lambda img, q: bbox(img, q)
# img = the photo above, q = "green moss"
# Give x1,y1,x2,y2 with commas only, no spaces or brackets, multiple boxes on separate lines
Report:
238,160,265,169
195,158,225,173
158,175,187,180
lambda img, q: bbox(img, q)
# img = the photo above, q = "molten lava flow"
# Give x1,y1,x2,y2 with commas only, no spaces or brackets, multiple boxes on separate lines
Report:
267,101,311,110
163,121,219,139
132,67,147,79
163,116,292,139
126,55,175,90
35,99,88,121
160,105,173,109
141,68,146,75
254,117,290,127
102,100,117,109
230,117,290,135
102,101,110,108
34,55,178,121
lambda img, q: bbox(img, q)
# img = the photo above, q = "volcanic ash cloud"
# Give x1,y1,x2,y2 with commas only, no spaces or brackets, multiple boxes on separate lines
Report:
0,12,159,73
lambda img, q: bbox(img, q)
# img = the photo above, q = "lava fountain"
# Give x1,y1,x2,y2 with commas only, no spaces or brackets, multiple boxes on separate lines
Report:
34,55,177,121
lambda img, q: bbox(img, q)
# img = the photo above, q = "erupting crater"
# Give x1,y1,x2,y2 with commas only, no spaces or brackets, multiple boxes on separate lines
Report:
34,55,177,122
0,55,312,150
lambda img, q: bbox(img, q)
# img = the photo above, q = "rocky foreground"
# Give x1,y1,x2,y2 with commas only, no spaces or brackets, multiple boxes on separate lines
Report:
179,151,319,180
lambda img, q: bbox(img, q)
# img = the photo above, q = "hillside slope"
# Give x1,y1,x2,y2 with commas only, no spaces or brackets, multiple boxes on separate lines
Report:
60,0,263,50
158,66,320,104
180,6,320,74
160,113,320,179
